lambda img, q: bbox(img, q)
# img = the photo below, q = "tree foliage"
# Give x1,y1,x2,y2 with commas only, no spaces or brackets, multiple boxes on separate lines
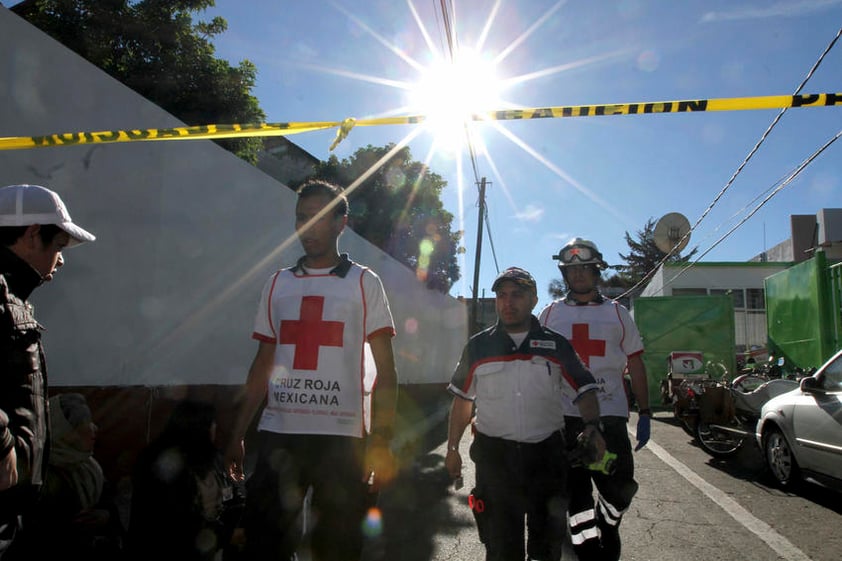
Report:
548,278,566,300
294,144,461,293
614,217,698,287
13,0,266,162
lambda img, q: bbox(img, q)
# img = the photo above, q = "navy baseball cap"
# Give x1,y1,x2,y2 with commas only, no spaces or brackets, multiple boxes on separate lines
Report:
491,267,537,293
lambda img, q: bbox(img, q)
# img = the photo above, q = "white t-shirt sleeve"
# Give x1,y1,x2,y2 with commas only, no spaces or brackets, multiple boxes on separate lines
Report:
617,304,644,356
362,268,396,338
252,271,280,341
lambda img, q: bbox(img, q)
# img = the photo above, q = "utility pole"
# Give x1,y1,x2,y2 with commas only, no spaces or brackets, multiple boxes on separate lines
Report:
470,177,487,335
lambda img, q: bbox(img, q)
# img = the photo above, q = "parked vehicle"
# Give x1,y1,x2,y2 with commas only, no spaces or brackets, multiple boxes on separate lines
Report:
660,350,706,406
694,373,799,458
668,376,717,436
660,351,732,437
756,349,842,490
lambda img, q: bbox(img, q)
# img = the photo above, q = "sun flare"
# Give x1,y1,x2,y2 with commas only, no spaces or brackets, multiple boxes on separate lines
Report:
407,48,505,153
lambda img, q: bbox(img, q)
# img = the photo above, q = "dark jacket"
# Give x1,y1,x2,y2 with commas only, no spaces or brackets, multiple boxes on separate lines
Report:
128,401,231,561
0,245,49,516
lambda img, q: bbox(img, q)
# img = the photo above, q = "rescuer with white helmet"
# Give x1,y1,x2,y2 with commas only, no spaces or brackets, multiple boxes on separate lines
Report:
539,237,650,561
553,237,609,272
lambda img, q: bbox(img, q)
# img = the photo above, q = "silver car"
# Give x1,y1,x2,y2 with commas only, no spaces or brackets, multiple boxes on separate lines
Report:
756,349,842,490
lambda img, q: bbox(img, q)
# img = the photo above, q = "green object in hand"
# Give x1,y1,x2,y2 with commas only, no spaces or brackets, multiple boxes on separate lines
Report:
586,451,617,475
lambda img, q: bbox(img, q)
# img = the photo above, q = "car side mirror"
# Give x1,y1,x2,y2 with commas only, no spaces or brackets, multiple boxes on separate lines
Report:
800,376,820,393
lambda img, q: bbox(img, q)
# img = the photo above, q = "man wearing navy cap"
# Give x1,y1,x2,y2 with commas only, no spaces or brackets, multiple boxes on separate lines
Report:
445,266,605,561
0,184,95,559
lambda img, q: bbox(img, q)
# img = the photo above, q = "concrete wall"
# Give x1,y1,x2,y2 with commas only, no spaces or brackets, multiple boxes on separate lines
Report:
0,7,467,389
2,6,469,482
641,262,790,298
750,209,842,263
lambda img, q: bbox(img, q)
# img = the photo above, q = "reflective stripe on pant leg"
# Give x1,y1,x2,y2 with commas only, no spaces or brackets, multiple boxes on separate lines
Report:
596,494,626,561
597,494,627,527
567,508,599,545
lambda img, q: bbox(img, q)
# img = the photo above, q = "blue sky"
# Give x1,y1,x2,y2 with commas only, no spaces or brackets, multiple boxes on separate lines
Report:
201,0,842,311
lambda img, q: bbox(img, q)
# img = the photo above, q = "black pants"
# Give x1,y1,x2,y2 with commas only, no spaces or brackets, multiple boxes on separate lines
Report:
241,432,372,561
564,417,639,561
0,485,36,561
470,431,568,561
0,516,19,561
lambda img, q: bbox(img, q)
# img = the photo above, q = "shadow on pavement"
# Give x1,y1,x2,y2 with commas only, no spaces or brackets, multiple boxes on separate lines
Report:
685,424,842,515
365,386,477,561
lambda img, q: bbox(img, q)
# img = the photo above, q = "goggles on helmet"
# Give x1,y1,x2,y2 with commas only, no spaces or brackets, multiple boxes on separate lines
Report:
559,245,597,264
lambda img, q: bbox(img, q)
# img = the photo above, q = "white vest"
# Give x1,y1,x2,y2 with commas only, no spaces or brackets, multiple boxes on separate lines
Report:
539,299,643,417
253,263,393,437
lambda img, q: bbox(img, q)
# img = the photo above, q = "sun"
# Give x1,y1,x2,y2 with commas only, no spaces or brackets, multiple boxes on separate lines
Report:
406,48,505,154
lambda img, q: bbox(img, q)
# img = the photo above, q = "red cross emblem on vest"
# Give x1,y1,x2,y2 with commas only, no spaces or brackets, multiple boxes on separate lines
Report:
280,296,344,370
570,323,605,367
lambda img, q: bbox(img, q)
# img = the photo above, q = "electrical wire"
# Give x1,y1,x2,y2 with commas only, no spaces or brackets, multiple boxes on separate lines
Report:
618,24,842,300
657,128,842,292
430,1,447,58
435,0,501,278
483,205,501,272
438,0,455,59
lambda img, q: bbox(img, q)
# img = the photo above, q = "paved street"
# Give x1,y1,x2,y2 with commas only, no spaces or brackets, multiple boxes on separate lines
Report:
366,406,842,561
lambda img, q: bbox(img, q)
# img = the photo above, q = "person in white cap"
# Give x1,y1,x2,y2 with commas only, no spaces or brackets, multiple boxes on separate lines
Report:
0,184,95,560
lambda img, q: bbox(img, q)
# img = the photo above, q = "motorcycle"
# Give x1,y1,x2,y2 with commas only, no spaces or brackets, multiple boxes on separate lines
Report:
659,355,728,437
693,372,799,458
662,374,716,436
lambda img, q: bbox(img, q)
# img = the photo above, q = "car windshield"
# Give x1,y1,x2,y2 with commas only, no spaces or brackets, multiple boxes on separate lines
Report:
821,353,842,392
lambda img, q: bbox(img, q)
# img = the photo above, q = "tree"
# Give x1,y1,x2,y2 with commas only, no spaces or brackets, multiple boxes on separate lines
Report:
13,0,266,163
614,217,698,287
293,144,461,293
548,278,566,300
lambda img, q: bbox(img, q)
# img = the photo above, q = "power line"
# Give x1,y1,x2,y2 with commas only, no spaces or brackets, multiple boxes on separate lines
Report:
438,0,455,59
619,24,842,300
483,196,501,272
661,128,841,291
434,0,502,289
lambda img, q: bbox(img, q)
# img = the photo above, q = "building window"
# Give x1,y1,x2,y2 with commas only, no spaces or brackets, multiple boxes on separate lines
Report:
710,288,745,309
746,288,765,310
673,288,708,296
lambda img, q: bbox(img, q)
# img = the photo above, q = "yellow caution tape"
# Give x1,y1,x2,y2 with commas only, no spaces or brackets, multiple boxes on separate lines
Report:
0,121,341,151
1,93,839,152
329,117,357,151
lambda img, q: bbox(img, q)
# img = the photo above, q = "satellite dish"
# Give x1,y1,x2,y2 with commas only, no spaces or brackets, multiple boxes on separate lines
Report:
653,212,691,254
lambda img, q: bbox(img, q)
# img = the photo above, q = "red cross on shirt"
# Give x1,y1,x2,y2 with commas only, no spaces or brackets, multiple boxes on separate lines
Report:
280,296,344,370
570,323,606,367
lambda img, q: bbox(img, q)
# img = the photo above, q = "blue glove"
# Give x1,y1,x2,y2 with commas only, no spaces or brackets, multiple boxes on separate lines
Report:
635,413,651,451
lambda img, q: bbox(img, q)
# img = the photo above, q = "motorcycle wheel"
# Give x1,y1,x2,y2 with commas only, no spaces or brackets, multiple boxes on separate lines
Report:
694,419,745,457
763,428,800,489
673,403,695,436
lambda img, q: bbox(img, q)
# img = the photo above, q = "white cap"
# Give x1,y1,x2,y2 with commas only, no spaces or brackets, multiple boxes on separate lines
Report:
0,184,95,247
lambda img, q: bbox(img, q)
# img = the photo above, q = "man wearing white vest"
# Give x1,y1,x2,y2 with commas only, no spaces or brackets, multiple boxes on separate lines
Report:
225,180,398,561
539,238,650,561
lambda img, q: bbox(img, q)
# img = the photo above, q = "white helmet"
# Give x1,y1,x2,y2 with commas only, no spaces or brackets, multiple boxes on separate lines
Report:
552,237,608,270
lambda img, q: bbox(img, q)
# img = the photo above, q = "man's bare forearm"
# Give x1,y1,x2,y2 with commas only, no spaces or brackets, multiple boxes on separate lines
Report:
369,333,398,436
447,396,473,449
576,390,601,423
